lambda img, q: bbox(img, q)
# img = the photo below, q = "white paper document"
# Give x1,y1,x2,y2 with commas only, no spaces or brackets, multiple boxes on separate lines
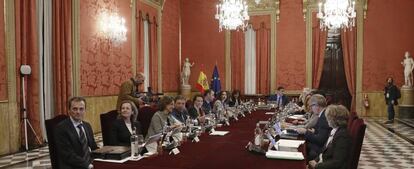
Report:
209,131,229,136
265,150,304,160
265,112,275,115
278,139,305,148
94,157,132,163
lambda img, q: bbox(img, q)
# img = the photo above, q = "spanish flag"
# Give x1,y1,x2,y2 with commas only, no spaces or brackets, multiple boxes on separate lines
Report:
195,71,209,93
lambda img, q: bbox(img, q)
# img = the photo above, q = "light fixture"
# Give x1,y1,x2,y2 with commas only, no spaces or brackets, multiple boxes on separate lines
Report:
215,0,250,32
97,11,127,44
317,0,356,30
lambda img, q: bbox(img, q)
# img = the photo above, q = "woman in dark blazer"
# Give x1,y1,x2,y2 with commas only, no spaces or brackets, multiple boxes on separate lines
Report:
308,105,352,169
228,90,242,107
188,94,206,124
109,100,142,146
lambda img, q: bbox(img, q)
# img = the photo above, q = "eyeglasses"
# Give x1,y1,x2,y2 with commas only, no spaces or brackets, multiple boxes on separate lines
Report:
310,104,318,107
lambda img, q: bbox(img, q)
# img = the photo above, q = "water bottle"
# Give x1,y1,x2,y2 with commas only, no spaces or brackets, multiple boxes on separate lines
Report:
130,128,139,159
254,123,263,146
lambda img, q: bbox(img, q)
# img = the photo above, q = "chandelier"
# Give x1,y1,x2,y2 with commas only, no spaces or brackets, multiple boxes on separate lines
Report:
317,0,356,30
97,11,128,44
215,0,250,32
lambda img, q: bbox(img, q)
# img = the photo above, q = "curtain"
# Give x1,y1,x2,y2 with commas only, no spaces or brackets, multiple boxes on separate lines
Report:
149,16,158,92
342,29,357,111
230,31,245,93
15,0,42,144
255,23,270,94
244,26,256,94
52,0,72,115
312,13,327,89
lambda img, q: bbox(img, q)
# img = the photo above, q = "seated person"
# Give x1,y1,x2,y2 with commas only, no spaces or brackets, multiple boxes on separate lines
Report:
202,89,215,115
213,91,235,123
145,96,181,153
109,100,142,146
296,94,332,160
188,94,206,123
55,97,98,169
171,95,190,123
268,86,289,107
228,90,242,107
116,73,145,109
308,105,352,169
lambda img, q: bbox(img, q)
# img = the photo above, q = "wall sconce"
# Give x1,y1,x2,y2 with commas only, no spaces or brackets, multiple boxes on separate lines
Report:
97,11,127,44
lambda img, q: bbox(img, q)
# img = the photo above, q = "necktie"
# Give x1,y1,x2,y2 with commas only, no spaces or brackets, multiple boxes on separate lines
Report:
77,124,91,163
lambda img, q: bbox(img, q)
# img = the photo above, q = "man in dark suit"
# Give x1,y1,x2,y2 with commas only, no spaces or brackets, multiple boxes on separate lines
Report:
296,94,332,160
116,73,145,109
384,77,400,124
55,97,98,169
268,86,289,107
202,89,215,115
171,95,190,123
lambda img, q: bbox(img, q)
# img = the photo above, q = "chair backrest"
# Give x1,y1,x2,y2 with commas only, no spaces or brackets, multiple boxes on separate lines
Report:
348,118,366,169
137,106,158,137
100,110,119,146
347,112,358,131
45,115,68,169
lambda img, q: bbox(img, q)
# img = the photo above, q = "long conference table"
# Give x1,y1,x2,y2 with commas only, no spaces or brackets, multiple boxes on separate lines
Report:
94,110,307,169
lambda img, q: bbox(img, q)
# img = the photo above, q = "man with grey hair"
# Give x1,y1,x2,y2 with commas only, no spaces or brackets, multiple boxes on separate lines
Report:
117,73,145,109
296,94,332,161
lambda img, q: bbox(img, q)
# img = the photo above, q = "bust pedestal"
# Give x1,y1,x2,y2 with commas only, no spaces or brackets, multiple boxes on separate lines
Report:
180,85,192,100
398,86,414,119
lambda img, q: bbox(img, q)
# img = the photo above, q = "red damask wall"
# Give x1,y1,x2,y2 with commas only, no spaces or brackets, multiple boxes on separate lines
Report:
276,0,306,91
80,0,133,96
363,0,414,91
162,0,180,92
181,0,226,91
0,0,6,100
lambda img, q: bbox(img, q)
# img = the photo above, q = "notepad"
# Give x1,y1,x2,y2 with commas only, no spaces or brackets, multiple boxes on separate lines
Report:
265,112,275,115
278,139,305,152
209,131,229,136
94,157,131,163
265,150,304,160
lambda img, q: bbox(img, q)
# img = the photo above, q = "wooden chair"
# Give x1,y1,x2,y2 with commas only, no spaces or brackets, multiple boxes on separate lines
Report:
348,118,366,169
100,110,118,146
45,115,68,169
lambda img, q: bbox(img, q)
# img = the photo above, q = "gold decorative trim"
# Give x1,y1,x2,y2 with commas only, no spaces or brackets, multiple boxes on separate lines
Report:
4,0,20,153
141,0,162,10
355,1,365,116
157,9,162,92
132,0,137,76
247,0,280,22
4,0,16,104
72,0,80,96
225,31,231,91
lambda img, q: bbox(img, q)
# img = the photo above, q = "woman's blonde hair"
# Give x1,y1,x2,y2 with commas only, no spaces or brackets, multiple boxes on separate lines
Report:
118,100,139,122
325,105,349,128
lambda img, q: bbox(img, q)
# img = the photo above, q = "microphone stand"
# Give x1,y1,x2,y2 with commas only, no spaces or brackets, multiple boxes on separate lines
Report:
21,74,42,151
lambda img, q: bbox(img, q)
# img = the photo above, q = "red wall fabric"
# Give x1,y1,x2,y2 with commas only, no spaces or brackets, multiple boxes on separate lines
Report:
80,0,133,96
276,0,306,91
162,0,180,92
0,0,7,100
363,0,414,91
181,0,226,91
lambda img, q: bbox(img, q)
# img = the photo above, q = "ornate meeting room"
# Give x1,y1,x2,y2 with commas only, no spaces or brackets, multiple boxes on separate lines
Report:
1,0,414,168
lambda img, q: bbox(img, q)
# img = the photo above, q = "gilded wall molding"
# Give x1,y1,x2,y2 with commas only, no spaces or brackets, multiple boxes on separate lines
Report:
304,0,365,115
132,0,137,76
72,0,81,96
225,31,231,91
247,0,280,22
4,0,20,154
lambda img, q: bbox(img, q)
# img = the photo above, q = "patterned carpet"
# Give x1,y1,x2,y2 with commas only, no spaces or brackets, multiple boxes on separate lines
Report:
1,119,414,169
